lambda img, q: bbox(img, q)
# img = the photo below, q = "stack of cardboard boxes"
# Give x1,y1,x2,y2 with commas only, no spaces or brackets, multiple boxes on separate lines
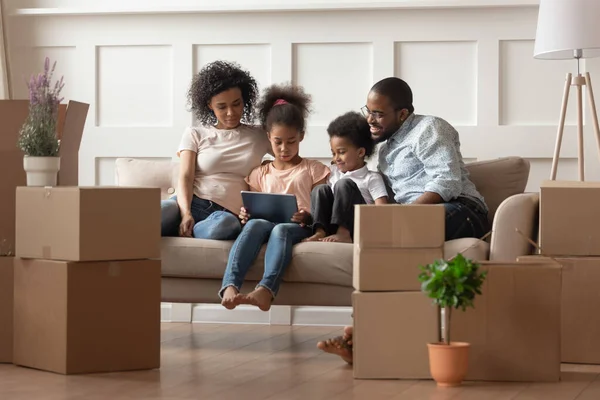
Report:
351,202,564,382
351,204,445,379
518,180,600,366
11,186,162,375
0,100,88,366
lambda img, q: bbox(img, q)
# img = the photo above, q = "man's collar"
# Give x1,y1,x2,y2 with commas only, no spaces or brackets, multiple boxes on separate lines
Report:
389,113,416,143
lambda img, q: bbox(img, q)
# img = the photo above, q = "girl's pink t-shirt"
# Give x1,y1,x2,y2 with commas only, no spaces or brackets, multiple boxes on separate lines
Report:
245,159,330,211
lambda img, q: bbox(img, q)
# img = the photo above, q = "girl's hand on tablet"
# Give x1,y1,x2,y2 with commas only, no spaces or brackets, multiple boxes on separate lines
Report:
239,207,250,224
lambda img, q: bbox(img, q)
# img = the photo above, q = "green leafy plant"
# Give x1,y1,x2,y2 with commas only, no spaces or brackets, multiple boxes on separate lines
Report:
17,57,64,157
418,253,486,345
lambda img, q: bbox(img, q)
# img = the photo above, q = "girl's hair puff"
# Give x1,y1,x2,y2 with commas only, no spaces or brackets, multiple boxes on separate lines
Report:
257,83,311,133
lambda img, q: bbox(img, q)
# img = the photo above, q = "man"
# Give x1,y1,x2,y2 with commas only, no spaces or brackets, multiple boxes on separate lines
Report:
317,77,490,363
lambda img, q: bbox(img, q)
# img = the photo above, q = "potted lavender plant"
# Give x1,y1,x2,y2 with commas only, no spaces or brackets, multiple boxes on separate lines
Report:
17,57,64,186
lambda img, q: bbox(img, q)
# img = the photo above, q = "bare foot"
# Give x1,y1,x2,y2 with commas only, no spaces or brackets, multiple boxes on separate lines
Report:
239,287,273,311
322,227,353,243
221,286,239,310
303,228,327,242
317,327,353,364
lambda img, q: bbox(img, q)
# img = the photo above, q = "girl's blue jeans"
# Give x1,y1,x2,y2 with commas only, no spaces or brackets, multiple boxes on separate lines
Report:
161,195,241,240
220,219,311,298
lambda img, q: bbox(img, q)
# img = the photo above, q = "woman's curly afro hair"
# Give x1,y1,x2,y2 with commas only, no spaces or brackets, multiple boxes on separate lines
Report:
187,60,259,126
327,111,375,157
257,83,312,133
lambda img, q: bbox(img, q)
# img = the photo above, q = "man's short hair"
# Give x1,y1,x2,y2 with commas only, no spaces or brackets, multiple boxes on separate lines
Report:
370,77,415,113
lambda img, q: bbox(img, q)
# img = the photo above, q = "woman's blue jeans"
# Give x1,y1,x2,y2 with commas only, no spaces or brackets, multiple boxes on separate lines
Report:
161,195,241,240
220,219,311,298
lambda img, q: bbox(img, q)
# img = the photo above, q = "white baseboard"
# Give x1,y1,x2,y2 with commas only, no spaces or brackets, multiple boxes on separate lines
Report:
162,302,352,326
157,303,351,326
161,303,192,322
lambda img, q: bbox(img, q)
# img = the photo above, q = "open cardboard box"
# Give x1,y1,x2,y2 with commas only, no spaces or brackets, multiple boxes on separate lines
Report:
0,100,88,254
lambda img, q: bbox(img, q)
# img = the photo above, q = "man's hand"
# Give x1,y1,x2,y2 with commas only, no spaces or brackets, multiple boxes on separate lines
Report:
239,207,250,224
179,213,195,237
291,208,311,227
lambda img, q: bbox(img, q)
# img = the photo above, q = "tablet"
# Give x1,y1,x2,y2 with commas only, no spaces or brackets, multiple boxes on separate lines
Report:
241,191,299,224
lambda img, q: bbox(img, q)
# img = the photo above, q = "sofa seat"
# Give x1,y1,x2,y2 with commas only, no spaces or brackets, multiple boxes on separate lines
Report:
161,237,490,288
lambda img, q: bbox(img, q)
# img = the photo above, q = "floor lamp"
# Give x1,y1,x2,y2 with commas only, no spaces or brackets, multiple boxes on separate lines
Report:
534,0,600,181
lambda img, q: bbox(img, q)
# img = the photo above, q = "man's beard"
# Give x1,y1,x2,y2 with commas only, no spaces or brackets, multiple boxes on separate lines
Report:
371,123,401,144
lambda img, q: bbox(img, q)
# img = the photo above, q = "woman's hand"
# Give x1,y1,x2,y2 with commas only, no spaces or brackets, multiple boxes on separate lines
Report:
239,207,250,224
291,208,311,227
179,213,195,237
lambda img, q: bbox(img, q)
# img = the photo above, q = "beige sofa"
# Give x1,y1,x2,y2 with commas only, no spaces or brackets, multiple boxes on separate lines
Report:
115,156,537,307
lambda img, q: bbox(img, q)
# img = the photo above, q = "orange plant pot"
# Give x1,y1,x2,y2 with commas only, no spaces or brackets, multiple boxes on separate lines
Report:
427,342,470,387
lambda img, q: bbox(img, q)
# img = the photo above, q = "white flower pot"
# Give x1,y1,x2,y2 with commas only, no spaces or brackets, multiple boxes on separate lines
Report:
23,156,61,187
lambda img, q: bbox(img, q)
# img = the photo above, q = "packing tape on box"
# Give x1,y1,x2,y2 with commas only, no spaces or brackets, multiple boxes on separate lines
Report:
42,246,51,259
108,262,120,277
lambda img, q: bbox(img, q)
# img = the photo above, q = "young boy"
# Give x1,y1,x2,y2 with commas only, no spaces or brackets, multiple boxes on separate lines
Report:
304,111,388,243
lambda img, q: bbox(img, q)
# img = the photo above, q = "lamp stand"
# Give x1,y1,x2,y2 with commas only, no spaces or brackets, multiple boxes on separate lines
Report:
550,71,600,181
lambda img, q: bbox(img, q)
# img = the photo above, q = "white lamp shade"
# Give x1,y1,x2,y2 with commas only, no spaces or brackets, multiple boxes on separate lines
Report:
534,0,600,60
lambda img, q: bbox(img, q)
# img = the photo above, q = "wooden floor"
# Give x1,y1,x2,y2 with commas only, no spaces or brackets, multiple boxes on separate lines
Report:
2,323,600,400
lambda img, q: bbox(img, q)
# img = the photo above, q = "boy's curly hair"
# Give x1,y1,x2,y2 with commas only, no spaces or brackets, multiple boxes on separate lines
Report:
257,83,311,133
187,60,259,126
327,111,375,157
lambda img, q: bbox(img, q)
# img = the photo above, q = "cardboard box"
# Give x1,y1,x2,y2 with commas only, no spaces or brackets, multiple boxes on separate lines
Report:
539,180,600,256
353,291,440,379
13,258,161,374
16,186,161,261
519,255,600,364
354,204,445,249
0,100,88,255
0,256,13,363
452,261,561,382
353,247,443,291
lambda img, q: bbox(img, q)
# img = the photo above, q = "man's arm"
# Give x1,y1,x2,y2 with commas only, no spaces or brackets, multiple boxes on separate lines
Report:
413,118,463,204
413,191,443,204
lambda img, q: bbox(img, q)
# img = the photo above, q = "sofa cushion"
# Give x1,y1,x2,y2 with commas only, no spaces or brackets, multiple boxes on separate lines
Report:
115,158,178,201
464,157,530,224
160,237,489,287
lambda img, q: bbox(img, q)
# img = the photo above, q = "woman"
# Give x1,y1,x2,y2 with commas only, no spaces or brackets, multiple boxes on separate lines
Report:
161,60,271,240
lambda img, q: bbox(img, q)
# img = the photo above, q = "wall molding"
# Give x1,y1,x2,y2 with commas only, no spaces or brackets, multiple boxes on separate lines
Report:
9,0,539,17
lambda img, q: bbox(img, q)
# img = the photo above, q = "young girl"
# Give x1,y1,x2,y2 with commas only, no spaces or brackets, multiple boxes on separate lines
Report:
305,111,388,243
219,84,330,311
161,60,271,240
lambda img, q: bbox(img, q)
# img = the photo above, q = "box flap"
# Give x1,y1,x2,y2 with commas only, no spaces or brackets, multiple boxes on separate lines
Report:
0,101,29,252
0,100,28,150
58,101,89,186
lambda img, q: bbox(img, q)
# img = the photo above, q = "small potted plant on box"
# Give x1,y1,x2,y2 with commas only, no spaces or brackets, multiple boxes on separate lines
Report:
418,253,486,387
17,57,64,187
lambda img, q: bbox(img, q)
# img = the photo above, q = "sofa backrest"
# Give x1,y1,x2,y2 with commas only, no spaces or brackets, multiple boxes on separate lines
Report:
114,156,530,223
463,157,530,224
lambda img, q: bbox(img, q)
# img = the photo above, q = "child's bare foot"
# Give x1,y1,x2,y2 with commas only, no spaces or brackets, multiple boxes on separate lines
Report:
317,327,353,364
322,227,353,243
221,286,239,310
303,228,326,242
239,287,273,311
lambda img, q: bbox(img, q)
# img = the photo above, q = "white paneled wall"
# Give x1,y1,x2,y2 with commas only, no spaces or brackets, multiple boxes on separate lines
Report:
4,0,600,323
5,1,599,193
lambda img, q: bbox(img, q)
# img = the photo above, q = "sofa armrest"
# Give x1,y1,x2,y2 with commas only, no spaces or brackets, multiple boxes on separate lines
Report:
489,192,539,262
